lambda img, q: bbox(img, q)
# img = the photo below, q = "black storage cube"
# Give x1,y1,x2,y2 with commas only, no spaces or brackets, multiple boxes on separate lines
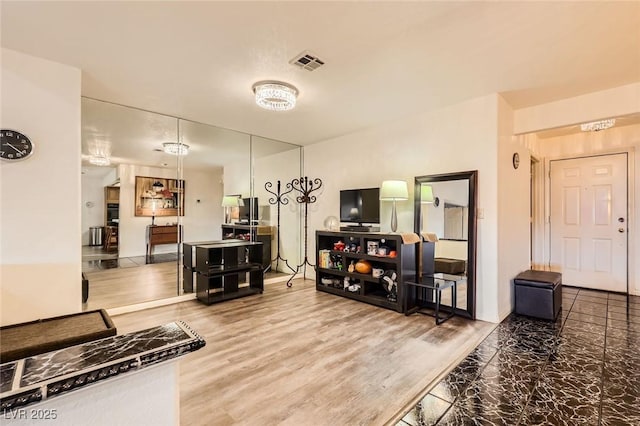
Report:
514,270,562,320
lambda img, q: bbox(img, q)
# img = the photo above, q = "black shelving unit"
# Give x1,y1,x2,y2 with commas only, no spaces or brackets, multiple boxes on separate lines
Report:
315,231,418,313
221,224,273,270
183,240,220,293
191,240,264,305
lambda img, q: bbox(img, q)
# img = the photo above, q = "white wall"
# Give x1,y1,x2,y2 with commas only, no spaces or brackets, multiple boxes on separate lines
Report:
182,167,224,244
435,240,468,260
423,179,469,238
519,123,640,296
81,175,106,246
514,83,640,135
118,164,222,257
497,95,530,321
0,48,82,326
304,94,504,322
3,362,179,426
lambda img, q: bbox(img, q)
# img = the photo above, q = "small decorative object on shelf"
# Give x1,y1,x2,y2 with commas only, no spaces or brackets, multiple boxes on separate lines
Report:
355,259,372,274
382,270,398,302
324,216,340,231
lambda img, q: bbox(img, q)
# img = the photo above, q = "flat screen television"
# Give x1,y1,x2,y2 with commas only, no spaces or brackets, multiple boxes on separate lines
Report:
238,197,259,223
340,188,380,224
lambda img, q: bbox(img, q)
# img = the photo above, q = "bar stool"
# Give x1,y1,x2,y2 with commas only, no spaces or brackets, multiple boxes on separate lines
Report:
104,226,118,251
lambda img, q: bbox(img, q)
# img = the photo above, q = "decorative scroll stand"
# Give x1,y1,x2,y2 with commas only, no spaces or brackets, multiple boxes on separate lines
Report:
287,176,323,287
264,180,297,275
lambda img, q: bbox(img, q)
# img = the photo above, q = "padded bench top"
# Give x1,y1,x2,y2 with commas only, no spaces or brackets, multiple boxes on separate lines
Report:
514,270,562,287
434,258,466,275
0,309,116,364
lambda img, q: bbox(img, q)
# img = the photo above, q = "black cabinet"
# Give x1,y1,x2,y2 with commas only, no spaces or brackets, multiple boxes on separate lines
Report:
315,231,418,313
184,240,264,305
221,224,273,270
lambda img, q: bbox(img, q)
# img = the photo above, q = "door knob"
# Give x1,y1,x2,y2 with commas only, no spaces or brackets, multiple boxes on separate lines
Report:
618,217,625,223
618,228,625,233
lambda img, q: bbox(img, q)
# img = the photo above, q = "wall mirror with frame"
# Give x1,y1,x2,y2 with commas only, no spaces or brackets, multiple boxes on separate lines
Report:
414,170,477,318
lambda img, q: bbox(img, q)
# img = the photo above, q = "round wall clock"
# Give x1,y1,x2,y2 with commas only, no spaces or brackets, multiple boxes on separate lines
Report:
512,152,520,169
1,129,34,161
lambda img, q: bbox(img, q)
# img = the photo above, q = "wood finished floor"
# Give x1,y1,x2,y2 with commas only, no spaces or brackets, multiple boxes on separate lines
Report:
112,279,494,426
83,261,179,310
83,258,289,310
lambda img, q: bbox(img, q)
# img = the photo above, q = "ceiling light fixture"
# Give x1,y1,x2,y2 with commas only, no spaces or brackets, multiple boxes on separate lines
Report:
89,155,110,166
252,81,298,111
580,118,616,132
163,142,189,155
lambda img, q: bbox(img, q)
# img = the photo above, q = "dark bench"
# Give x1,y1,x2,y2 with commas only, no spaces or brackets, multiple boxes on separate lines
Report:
514,270,562,320
0,309,116,363
434,257,466,275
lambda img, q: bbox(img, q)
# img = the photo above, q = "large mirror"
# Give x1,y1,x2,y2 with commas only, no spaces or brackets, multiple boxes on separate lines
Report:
81,98,301,310
414,170,477,318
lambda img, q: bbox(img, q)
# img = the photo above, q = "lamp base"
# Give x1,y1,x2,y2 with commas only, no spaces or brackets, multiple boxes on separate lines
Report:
390,201,398,233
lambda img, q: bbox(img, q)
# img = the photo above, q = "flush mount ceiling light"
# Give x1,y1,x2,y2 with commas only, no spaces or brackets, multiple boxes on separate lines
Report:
89,155,110,166
252,81,298,111
580,118,616,132
163,142,189,155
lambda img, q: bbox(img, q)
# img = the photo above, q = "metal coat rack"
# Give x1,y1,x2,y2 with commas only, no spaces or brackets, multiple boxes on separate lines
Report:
264,180,296,274
287,176,323,287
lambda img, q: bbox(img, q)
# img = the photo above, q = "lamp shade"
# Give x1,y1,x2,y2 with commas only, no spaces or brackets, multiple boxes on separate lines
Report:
380,180,409,200
221,196,239,207
420,185,434,203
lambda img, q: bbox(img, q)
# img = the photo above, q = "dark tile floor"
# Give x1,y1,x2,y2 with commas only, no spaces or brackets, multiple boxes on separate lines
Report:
399,287,640,426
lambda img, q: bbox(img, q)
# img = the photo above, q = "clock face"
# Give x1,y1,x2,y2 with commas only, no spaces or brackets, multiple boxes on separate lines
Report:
1,129,34,161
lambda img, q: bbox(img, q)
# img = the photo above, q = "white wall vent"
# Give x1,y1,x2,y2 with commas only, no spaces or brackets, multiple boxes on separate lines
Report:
289,51,325,71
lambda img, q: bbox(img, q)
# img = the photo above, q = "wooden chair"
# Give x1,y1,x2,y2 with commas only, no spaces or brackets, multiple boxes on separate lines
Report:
104,226,118,251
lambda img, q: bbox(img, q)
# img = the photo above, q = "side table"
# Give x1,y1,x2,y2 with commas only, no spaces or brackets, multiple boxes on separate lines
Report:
404,273,464,325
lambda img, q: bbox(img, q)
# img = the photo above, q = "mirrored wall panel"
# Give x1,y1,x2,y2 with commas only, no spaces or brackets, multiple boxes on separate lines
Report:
81,98,302,310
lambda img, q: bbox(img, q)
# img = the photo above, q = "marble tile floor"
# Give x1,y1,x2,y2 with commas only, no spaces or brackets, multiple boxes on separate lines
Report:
398,287,640,426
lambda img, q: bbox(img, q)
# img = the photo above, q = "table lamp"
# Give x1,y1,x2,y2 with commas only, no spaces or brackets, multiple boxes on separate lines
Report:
221,196,239,223
380,180,409,232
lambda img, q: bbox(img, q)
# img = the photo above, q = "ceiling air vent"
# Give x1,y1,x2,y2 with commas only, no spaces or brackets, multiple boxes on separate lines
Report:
289,51,325,71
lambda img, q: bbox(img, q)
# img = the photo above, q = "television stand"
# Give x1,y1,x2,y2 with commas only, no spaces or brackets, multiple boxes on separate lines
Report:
340,225,381,232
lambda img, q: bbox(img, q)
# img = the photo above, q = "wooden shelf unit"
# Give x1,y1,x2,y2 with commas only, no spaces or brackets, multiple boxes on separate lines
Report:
315,231,418,313
189,240,264,305
221,224,273,270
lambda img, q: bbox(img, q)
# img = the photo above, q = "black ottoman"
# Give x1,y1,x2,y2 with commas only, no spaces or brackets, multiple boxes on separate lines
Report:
514,270,562,320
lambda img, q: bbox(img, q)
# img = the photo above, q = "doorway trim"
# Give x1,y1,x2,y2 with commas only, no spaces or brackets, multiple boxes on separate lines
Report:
542,147,635,295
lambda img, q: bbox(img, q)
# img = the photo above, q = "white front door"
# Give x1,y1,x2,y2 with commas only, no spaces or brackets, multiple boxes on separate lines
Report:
550,153,628,292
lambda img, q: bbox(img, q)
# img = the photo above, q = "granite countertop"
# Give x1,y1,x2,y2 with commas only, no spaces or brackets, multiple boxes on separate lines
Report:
0,321,205,410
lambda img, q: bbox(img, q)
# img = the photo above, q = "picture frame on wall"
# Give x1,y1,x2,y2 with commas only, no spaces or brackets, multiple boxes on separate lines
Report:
135,176,185,217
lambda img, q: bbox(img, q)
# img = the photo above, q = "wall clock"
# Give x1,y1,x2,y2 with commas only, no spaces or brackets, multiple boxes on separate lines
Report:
1,129,34,161
512,152,520,169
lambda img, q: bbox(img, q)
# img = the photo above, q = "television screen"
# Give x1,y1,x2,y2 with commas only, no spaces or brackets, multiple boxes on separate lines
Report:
238,197,259,223
339,188,380,224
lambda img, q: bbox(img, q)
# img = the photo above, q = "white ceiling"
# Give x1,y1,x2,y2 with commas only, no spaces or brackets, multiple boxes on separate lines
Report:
2,1,639,146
